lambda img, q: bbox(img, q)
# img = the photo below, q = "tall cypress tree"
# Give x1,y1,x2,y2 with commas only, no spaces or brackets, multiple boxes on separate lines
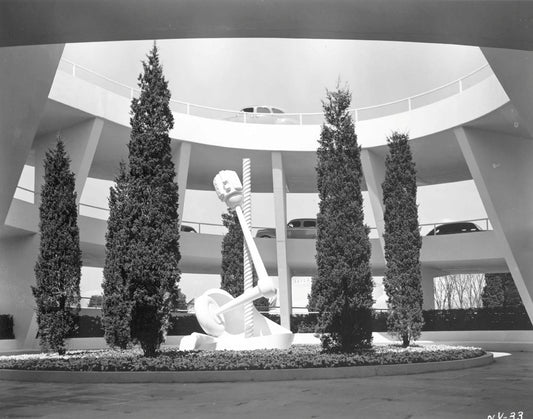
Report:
220,210,269,310
221,210,245,298
33,139,81,354
311,86,374,352
127,44,181,357
102,161,132,349
382,132,424,347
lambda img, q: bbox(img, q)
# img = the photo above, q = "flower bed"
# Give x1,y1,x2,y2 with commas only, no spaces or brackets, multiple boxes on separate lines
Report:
0,344,485,372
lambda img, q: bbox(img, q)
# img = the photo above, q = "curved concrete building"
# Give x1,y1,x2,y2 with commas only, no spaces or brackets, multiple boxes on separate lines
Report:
1,0,533,348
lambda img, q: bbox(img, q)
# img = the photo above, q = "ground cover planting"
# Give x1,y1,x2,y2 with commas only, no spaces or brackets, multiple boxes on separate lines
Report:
0,344,485,372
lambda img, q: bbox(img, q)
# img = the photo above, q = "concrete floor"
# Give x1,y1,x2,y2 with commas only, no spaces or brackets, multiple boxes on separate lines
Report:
0,352,531,419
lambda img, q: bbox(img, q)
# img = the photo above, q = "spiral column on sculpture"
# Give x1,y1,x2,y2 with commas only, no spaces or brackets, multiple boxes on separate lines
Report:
242,158,254,338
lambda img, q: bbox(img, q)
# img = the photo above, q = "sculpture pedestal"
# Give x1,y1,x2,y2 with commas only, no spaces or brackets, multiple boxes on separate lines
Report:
179,289,294,351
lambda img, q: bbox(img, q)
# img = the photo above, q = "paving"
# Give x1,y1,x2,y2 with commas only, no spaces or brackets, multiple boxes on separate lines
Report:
0,352,531,419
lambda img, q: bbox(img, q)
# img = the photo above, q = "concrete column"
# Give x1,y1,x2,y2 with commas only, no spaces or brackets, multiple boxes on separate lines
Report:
0,233,40,349
23,313,40,350
421,266,440,310
242,158,254,337
0,44,64,225
481,48,533,137
271,151,292,330
455,127,533,323
172,141,191,224
33,117,104,205
361,149,386,253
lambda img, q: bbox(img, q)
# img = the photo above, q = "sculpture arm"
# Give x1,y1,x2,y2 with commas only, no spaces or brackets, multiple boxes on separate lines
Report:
234,205,275,298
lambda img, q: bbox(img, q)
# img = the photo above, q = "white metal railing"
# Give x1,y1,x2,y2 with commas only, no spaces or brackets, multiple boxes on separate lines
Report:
57,58,492,125
78,202,382,237
14,186,491,237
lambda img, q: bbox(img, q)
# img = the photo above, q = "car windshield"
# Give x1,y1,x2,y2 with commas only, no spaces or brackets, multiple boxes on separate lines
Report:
272,108,284,114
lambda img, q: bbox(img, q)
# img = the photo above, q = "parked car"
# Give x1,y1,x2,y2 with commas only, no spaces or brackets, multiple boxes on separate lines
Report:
426,221,482,236
227,106,297,125
256,218,317,239
180,225,197,233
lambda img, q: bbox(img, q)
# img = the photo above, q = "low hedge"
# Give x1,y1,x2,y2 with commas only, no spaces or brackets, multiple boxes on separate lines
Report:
166,312,204,335
0,315,14,339
262,313,319,333
68,315,104,338
67,307,532,338
67,312,211,338
423,307,532,331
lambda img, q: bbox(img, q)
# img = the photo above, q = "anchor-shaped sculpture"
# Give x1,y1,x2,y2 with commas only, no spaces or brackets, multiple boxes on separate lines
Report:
179,170,294,351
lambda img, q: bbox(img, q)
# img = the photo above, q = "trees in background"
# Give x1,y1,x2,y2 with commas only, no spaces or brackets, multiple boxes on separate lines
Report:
433,272,523,310
311,85,373,352
124,44,181,357
482,273,524,308
434,273,485,309
382,132,424,347
220,210,269,310
33,139,82,354
102,162,132,349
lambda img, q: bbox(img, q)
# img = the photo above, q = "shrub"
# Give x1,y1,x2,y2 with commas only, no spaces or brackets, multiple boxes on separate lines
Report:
311,85,374,352
32,139,81,355
0,315,14,339
382,132,424,347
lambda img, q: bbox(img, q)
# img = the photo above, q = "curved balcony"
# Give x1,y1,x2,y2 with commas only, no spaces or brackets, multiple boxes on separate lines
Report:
58,59,494,125
10,59,511,277
51,59,507,153
37,58,512,196
8,190,505,277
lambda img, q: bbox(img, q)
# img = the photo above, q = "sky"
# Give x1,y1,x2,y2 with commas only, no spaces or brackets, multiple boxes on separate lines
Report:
26,39,491,308
61,39,486,113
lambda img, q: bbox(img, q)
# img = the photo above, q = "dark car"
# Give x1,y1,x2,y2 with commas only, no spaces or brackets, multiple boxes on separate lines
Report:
426,222,482,236
180,225,197,233
256,218,317,239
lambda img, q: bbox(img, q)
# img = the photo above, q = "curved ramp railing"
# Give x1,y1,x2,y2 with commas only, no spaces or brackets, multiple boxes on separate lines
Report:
14,186,489,238
57,58,493,125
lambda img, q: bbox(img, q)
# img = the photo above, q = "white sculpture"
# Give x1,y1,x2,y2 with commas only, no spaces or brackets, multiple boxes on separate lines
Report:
179,170,293,351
